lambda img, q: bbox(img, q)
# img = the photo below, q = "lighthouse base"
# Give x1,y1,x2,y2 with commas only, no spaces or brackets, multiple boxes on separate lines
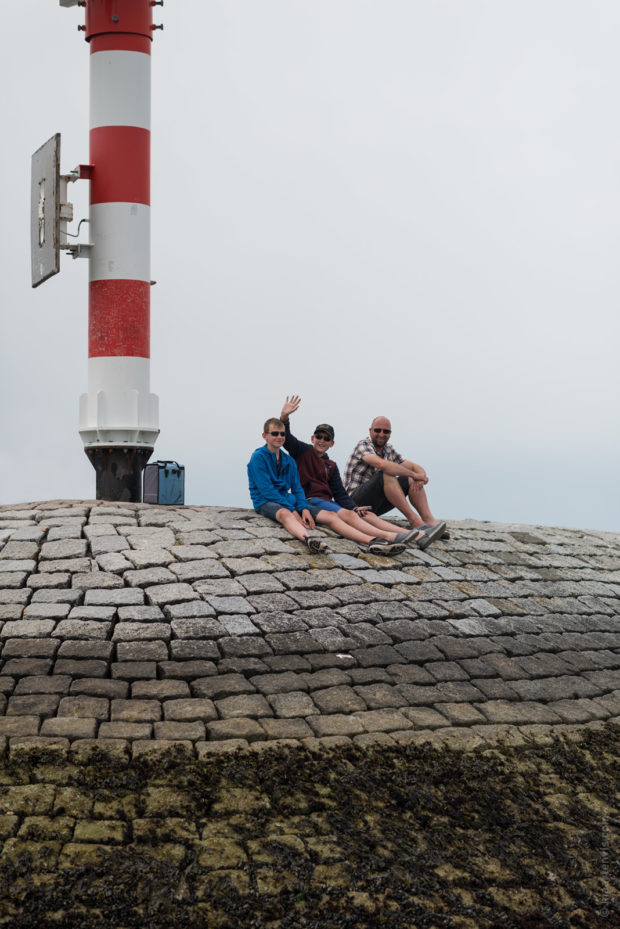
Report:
85,446,153,503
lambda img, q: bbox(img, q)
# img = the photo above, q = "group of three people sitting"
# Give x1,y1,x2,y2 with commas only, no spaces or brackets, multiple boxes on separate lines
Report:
247,395,447,555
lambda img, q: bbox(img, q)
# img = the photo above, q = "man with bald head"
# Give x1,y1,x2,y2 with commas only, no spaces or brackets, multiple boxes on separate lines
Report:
344,416,448,537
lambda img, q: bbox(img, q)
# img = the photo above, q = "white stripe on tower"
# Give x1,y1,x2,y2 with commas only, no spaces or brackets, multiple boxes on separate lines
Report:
79,0,159,450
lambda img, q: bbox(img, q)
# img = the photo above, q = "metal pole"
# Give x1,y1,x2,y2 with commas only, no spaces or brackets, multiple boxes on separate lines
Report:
76,0,160,501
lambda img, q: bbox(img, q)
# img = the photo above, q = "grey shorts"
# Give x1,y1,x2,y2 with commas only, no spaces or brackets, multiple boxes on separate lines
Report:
256,502,322,522
349,472,409,516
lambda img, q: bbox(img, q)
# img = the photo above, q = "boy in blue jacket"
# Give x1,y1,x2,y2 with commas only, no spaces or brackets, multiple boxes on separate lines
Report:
248,417,407,555
248,417,327,553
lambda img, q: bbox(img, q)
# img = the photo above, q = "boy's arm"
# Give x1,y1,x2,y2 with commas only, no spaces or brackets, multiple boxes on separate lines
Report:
282,421,311,459
329,463,358,510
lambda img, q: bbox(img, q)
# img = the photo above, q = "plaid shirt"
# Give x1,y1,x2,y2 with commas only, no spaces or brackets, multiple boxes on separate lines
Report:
344,437,404,493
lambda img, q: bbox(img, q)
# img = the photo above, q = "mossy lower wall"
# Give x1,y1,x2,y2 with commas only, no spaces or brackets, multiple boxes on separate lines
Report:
0,728,618,929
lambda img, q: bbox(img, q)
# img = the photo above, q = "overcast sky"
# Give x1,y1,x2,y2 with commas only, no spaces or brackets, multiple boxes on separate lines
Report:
1,1,619,532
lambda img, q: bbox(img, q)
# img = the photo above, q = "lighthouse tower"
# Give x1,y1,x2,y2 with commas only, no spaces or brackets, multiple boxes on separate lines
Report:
75,0,161,500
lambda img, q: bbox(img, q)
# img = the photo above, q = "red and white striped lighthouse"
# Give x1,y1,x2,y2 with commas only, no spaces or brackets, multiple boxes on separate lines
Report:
76,0,160,500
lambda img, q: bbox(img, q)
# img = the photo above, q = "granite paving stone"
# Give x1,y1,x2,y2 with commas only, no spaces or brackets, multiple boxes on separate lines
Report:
115,641,168,662
215,694,273,719
40,540,88,560
31,589,83,604
267,692,316,717
111,661,158,680
7,695,60,717
172,561,230,581
70,679,129,699
84,589,145,606
169,641,219,660
123,549,175,568
57,641,113,660
2,639,59,658
191,674,256,699
113,622,171,641
53,621,112,640
311,686,366,714
159,660,218,680
14,675,72,695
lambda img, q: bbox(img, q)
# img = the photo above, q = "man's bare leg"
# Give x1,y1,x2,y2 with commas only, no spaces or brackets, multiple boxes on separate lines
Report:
382,474,425,528
407,479,436,525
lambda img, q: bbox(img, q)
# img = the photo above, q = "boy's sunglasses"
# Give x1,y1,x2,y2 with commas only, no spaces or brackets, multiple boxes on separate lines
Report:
268,431,286,437
314,432,332,441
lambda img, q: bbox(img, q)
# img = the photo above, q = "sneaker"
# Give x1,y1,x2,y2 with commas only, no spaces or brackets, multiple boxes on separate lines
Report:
306,537,327,554
416,521,447,551
365,538,406,556
395,528,424,545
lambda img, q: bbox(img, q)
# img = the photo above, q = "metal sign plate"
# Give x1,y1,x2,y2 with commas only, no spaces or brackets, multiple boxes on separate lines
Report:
31,133,61,288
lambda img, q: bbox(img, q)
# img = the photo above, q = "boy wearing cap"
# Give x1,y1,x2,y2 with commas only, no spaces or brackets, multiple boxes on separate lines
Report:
279,396,443,551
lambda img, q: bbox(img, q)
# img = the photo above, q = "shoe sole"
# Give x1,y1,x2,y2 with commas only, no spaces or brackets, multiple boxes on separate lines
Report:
367,543,405,556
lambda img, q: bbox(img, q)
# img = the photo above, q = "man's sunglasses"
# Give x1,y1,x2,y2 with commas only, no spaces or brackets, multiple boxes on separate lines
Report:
314,432,332,441
268,431,286,437
373,428,391,435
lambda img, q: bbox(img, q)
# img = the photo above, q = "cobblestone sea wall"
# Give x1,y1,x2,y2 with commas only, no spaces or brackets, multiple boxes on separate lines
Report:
0,729,618,928
0,501,619,926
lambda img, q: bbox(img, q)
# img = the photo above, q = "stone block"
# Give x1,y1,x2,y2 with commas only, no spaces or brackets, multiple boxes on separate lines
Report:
111,661,157,680
218,636,272,658
40,540,88,560
68,606,116,620
206,718,266,742
2,658,53,677
159,660,217,680
161,698,217,721
164,601,216,620
311,685,366,714
115,622,172,644
132,680,190,699
1,620,56,638
306,714,364,737
14,675,71,695
191,673,255,700
84,589,145,606
98,722,152,740
70,572,124,590
1,638,59,658
56,639,112,659
40,718,97,739
53,620,112,640
145,583,199,606
169,640,218,661
116,641,168,662
259,717,313,740
54,659,109,678
267,692,316,718
58,696,109,720
110,699,162,722
70,679,129,699
215,694,272,719
123,567,177,587
153,721,205,740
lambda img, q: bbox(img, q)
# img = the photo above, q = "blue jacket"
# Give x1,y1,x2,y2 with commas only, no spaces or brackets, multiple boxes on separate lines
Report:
247,444,310,513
